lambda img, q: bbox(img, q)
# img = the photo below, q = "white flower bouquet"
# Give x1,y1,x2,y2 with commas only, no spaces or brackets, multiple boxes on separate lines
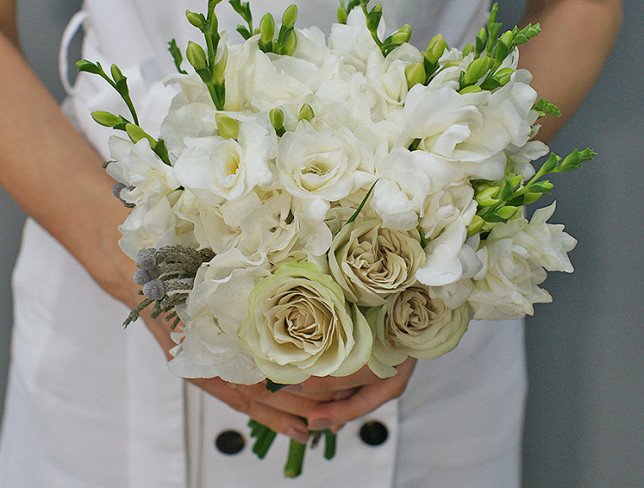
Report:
78,0,593,477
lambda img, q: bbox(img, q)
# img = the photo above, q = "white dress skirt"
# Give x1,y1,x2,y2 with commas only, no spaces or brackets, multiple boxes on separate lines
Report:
0,1,527,487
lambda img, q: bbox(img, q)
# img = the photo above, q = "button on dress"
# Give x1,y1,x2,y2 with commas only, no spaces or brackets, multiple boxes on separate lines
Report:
0,1,526,487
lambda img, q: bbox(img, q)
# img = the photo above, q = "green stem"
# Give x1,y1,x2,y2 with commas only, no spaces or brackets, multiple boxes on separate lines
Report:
284,439,307,478
323,429,336,460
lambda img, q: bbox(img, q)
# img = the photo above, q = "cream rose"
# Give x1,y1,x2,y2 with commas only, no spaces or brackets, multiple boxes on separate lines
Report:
368,285,470,375
238,261,372,384
329,219,426,307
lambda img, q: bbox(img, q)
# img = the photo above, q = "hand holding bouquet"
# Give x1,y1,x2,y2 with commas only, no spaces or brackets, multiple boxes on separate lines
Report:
79,0,593,476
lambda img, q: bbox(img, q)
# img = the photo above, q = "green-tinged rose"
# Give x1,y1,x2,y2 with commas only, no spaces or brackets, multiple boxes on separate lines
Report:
239,262,373,384
329,220,426,307
368,285,470,376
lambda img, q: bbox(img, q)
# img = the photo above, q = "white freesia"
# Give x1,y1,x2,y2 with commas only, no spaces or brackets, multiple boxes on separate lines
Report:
107,136,179,205
168,250,269,383
470,203,577,319
402,81,509,180
329,8,383,73
371,147,431,231
173,117,274,203
160,102,217,160
276,123,376,220
416,183,480,293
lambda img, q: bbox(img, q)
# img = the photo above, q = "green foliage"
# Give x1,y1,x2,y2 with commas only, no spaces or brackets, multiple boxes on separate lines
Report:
168,39,188,74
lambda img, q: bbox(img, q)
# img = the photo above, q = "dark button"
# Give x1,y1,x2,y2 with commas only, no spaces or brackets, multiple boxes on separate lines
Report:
215,430,245,455
359,421,389,446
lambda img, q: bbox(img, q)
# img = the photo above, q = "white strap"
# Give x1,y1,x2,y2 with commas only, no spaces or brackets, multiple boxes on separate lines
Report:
58,10,88,97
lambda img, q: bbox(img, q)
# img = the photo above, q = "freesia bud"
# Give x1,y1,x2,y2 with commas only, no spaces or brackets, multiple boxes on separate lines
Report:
270,108,285,132
260,13,275,45
76,59,101,75
298,103,315,122
459,85,482,95
125,123,155,147
91,111,120,127
496,206,519,220
282,31,297,55
462,43,475,57
213,47,228,85
110,64,124,82
425,34,447,64
337,7,348,24
524,192,542,204
463,56,494,85
405,62,426,89
500,30,514,47
510,174,524,190
467,215,485,237
391,24,412,45
216,113,240,140
282,4,298,28
185,10,206,30
475,186,499,205
186,41,207,70
494,67,514,86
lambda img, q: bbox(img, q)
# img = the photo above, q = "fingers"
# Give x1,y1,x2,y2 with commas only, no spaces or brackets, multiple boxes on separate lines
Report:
285,365,380,399
190,378,311,444
306,358,416,431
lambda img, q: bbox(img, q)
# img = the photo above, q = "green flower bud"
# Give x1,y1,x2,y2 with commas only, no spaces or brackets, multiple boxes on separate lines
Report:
337,7,348,24
298,103,315,122
462,43,475,57
467,215,485,237
91,111,120,127
186,41,207,70
259,13,275,45
405,62,426,89
494,67,514,86
213,47,228,85
500,30,514,47
216,113,240,140
390,24,412,45
110,64,124,82
510,174,524,190
425,34,447,64
463,56,494,85
459,85,482,95
282,31,297,55
496,206,519,220
270,108,285,132
185,10,207,30
282,4,298,28
524,192,542,204
125,123,155,147
475,186,499,205
76,59,101,75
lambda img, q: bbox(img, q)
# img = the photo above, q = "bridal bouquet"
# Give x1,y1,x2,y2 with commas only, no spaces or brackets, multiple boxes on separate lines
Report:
78,0,593,477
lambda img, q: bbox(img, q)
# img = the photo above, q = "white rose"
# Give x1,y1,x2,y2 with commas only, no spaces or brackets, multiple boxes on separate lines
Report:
173,117,274,203
368,285,470,376
239,261,373,384
329,219,426,306
276,123,376,220
469,203,577,319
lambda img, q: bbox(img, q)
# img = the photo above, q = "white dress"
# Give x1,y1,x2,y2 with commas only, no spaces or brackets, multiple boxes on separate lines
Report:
0,1,526,487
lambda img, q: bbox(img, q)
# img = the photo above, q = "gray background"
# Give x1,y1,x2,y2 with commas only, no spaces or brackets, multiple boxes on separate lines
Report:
1,1,642,486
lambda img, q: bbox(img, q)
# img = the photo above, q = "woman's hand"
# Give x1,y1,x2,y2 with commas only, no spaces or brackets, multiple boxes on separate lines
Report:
284,358,417,432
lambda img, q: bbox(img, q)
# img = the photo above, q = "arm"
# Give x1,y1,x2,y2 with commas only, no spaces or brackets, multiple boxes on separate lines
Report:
519,0,623,141
0,0,314,444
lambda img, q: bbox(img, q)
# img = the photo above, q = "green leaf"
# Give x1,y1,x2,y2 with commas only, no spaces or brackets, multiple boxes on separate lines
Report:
528,180,554,193
346,180,378,225
236,24,251,39
168,39,188,74
533,98,561,117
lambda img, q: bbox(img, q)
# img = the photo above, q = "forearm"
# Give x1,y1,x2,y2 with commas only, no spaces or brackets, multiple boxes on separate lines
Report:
518,0,623,140
0,30,138,306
